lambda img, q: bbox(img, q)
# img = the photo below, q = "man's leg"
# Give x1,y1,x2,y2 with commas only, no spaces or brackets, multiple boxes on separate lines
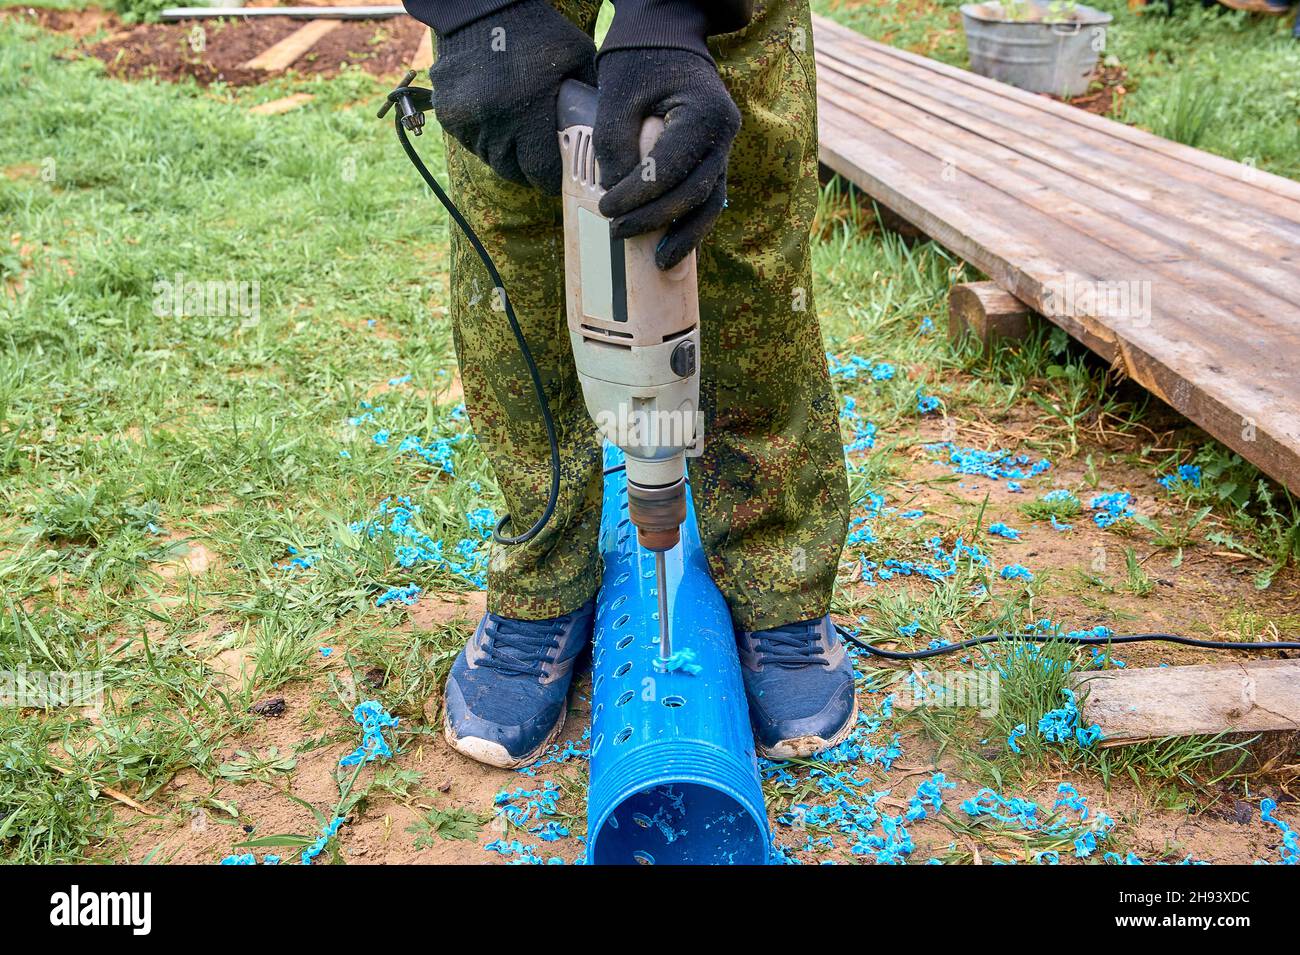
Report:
440,0,606,621
436,0,605,767
693,0,849,632
693,1,854,758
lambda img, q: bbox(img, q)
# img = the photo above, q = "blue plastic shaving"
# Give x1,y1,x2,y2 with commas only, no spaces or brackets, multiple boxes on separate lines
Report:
319,646,333,658
897,620,921,637
840,396,878,454
1036,689,1102,747
1054,783,1089,819
1049,515,1073,532
926,443,1051,482
220,853,255,865
1034,850,1059,865
376,582,421,607
301,816,346,865
916,392,942,415
905,773,955,822
988,522,1020,540
339,700,400,767
1007,723,1027,753
918,316,935,335
1089,491,1135,528
826,353,895,382
1000,564,1034,581
1261,799,1298,865
653,648,702,675
1157,464,1202,491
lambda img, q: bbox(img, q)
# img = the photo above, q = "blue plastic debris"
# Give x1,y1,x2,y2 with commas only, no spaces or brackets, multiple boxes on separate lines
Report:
1037,689,1102,748
1157,464,1202,491
652,648,703,676
1260,799,1298,865
376,582,421,607
1000,564,1034,581
988,522,1020,540
339,700,400,767
905,773,955,822
826,353,895,382
927,443,1051,482
1007,723,1027,753
1089,491,1135,528
916,392,942,415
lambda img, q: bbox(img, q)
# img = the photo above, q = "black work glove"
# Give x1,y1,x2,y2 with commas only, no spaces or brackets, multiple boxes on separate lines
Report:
594,48,741,271
429,0,596,194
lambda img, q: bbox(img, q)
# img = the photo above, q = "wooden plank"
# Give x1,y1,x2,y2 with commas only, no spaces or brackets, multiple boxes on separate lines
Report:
815,66,1300,313
815,37,1300,243
949,282,1034,345
162,6,405,19
814,44,1300,267
1078,660,1300,744
410,26,433,71
812,14,1300,207
816,75,1300,351
815,99,1300,494
241,19,341,72
249,93,315,115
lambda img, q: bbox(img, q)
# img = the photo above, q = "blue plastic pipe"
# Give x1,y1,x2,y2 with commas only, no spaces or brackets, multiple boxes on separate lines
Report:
586,450,770,865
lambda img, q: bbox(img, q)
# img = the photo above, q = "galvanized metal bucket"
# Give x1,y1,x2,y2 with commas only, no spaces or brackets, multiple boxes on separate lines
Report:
960,2,1113,98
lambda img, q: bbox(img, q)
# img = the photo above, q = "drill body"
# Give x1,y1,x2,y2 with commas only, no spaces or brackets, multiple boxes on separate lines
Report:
556,81,701,559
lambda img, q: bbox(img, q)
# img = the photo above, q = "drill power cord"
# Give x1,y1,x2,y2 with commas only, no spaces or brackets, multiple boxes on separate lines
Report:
383,77,1299,662
382,74,560,546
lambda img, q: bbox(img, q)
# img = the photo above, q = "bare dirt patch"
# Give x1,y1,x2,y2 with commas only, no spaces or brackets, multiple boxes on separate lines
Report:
6,5,425,86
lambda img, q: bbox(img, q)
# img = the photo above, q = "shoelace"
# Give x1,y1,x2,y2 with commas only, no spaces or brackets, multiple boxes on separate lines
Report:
478,617,562,679
751,622,828,669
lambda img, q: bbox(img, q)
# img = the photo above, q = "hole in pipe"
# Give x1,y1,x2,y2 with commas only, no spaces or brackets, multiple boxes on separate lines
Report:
614,613,631,629
614,726,633,744
616,635,633,650
614,662,632,678
616,690,634,706
661,695,685,708
633,851,655,865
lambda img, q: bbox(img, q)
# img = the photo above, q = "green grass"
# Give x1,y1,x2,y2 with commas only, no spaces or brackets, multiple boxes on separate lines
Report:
1,8,1296,863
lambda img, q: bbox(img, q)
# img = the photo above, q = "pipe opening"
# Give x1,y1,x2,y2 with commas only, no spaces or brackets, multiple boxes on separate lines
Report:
591,783,766,865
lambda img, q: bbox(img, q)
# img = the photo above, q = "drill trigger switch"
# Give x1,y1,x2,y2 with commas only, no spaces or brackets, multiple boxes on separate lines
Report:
670,339,696,379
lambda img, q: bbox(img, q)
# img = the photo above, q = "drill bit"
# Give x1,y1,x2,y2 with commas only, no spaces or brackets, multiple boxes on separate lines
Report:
655,549,671,660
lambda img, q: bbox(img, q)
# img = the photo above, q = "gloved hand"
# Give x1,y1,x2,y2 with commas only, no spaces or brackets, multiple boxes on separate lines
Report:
594,48,741,270
429,0,596,194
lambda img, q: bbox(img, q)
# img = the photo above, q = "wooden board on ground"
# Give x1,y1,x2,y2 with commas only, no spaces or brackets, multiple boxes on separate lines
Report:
1077,659,1300,744
241,19,341,71
249,93,315,116
812,15,1300,495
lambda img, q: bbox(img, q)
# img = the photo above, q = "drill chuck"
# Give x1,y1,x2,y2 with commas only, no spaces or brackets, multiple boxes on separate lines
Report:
628,476,687,552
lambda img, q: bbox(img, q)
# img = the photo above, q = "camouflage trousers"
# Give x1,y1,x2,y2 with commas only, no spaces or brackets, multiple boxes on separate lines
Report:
436,0,848,631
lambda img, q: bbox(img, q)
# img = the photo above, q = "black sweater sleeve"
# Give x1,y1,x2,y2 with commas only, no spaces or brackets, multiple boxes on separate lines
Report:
403,1,753,56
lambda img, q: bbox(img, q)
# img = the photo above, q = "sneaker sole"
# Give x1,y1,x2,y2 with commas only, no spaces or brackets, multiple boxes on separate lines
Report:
756,696,859,760
442,704,567,770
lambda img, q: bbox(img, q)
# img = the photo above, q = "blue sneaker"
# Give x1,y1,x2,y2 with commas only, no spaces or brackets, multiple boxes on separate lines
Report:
443,599,595,768
737,615,857,759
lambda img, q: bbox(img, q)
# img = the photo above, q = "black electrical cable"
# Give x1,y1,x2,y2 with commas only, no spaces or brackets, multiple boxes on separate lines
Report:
835,624,1300,661
392,112,561,546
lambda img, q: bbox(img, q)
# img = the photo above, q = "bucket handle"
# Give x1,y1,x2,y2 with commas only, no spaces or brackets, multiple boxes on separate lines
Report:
1050,19,1082,35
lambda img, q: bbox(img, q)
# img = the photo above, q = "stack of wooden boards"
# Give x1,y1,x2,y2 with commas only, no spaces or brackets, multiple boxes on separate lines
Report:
812,14,1300,497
